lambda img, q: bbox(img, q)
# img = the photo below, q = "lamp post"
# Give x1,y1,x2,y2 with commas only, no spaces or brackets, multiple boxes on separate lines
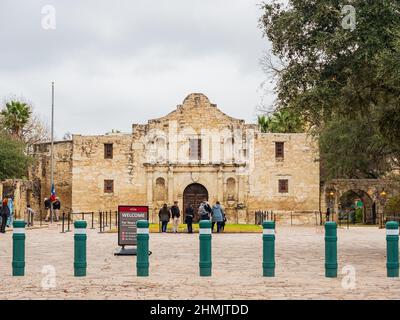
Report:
327,190,335,222
379,189,388,229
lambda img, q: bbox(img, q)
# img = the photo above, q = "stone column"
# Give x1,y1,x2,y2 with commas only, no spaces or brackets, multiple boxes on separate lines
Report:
217,168,224,202
237,174,247,224
146,170,154,222
168,166,174,204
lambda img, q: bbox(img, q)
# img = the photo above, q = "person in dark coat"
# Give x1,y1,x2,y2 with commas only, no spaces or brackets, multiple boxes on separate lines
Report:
0,199,10,233
53,197,61,222
171,201,181,233
44,198,51,222
158,204,171,233
185,204,194,234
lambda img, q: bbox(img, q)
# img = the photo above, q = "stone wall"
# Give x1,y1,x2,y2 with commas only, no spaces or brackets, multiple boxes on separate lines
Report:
247,133,320,222
0,179,39,219
71,133,147,213
30,141,73,216
29,94,321,225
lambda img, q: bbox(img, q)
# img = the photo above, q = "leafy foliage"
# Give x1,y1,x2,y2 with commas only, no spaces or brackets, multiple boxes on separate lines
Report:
258,109,304,133
1,101,31,139
0,133,31,180
260,0,400,179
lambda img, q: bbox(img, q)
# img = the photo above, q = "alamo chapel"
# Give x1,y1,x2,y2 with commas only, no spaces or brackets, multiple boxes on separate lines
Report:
29,93,320,224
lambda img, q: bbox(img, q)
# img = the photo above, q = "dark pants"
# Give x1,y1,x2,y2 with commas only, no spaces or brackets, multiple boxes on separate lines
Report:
161,221,168,233
212,222,223,233
0,216,7,233
187,223,193,234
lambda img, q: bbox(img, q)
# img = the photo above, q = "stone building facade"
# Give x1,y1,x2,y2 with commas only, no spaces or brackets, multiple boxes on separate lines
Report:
30,93,320,223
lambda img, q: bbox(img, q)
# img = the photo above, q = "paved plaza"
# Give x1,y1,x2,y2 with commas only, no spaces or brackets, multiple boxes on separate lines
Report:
0,225,399,300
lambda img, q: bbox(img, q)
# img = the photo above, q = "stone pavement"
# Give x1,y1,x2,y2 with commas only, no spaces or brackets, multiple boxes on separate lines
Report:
0,225,399,300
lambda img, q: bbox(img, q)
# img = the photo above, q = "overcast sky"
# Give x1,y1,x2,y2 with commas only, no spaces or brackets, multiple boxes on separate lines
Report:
0,0,275,138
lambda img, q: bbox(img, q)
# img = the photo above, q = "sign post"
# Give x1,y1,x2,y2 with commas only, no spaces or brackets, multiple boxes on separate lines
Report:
115,205,149,256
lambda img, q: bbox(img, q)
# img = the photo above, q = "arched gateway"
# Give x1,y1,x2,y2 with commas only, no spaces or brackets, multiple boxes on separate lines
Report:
183,183,208,222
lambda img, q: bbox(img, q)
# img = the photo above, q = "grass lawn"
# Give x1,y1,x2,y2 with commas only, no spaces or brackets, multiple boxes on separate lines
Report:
106,223,263,233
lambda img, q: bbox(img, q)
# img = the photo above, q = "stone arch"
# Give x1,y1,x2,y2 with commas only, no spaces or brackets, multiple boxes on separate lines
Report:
339,189,376,224
183,183,209,222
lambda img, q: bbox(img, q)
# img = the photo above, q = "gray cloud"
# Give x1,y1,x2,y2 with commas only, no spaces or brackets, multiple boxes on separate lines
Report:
0,0,275,137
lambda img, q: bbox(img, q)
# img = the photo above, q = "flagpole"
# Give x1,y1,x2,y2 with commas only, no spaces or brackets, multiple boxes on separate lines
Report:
50,81,55,224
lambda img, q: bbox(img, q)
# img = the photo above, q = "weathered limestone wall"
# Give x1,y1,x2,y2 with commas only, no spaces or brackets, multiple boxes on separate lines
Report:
0,180,39,219
247,133,320,221
29,94,322,225
30,141,73,215
71,134,147,213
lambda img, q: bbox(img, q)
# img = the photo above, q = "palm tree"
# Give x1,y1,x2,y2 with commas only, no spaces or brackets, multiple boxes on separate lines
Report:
258,110,304,133
0,101,32,139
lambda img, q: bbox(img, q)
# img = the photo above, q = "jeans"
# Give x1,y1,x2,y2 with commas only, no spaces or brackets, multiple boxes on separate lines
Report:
161,221,168,233
187,223,193,234
217,221,223,233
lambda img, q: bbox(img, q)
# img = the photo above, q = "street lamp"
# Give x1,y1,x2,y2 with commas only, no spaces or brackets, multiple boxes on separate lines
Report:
327,190,335,221
378,189,388,228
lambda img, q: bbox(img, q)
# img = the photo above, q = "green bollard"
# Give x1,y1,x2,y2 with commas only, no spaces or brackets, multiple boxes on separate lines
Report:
199,220,212,277
136,220,149,277
12,220,26,276
325,221,337,278
386,221,399,278
74,220,87,277
263,221,275,277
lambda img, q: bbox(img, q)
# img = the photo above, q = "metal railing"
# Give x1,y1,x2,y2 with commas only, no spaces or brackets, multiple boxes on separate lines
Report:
255,211,275,225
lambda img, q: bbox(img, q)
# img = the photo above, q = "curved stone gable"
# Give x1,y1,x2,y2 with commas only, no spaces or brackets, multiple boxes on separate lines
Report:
146,93,245,131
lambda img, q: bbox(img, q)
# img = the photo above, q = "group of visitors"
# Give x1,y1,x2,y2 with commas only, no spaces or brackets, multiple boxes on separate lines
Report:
44,197,61,222
158,200,227,234
0,195,62,233
0,198,11,233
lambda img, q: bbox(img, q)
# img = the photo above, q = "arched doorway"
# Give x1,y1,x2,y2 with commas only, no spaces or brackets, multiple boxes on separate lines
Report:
183,183,208,222
339,189,376,224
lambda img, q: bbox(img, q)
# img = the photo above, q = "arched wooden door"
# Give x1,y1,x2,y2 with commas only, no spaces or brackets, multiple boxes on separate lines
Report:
183,183,208,222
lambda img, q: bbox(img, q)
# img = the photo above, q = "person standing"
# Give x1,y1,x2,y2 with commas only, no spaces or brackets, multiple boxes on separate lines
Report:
53,197,61,222
0,199,10,233
26,204,35,227
158,204,171,233
185,204,194,234
212,201,224,233
198,201,209,221
171,201,181,233
7,197,13,227
221,210,227,232
44,198,51,222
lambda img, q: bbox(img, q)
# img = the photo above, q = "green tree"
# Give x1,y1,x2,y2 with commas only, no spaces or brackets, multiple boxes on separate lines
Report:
319,116,392,179
0,133,31,180
1,100,32,139
260,0,400,178
258,109,304,133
